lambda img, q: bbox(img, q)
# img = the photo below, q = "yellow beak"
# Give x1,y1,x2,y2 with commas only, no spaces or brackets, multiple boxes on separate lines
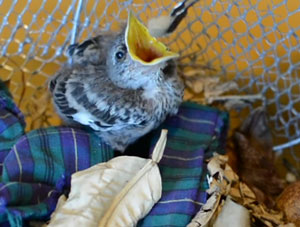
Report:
125,12,179,65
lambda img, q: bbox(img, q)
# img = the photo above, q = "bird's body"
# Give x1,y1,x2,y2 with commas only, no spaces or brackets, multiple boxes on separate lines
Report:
49,20,184,151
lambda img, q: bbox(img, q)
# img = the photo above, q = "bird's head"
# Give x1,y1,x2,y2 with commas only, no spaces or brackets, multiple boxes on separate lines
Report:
106,12,179,89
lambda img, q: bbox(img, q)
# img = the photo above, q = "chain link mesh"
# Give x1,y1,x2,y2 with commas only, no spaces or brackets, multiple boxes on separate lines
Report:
0,0,300,171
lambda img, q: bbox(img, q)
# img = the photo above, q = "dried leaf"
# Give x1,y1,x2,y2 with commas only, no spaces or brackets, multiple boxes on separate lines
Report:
249,203,284,226
224,162,239,183
180,68,212,79
48,130,167,227
205,94,263,106
188,154,290,227
188,155,232,227
230,187,242,200
239,182,256,202
207,154,228,181
224,99,252,110
278,224,296,227
187,192,222,227
204,81,238,99
185,77,219,94
185,79,205,93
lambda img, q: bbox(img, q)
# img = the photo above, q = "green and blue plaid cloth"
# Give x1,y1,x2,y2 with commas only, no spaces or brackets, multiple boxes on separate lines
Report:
0,81,25,173
0,80,228,227
138,102,228,227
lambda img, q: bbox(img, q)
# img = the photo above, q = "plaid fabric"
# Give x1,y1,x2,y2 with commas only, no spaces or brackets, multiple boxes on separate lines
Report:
0,80,25,174
0,81,115,226
2,127,114,184
0,80,229,226
138,102,228,227
0,127,115,225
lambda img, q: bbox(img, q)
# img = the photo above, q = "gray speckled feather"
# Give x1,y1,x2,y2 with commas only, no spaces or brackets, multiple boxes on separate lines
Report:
49,29,184,151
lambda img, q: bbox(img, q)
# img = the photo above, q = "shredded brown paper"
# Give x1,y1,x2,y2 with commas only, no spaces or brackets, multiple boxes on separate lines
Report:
188,154,295,227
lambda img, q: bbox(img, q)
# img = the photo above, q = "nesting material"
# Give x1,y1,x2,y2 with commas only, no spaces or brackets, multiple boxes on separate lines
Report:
187,154,293,227
181,70,263,110
233,108,286,208
48,130,167,227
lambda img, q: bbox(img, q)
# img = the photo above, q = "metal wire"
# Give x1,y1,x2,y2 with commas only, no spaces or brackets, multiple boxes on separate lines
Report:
0,0,299,169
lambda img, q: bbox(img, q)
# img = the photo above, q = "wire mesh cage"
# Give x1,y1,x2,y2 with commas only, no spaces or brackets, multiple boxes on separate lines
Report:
0,0,300,173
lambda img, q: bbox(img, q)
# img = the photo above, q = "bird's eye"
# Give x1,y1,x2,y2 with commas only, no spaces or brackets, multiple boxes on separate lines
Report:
116,51,125,60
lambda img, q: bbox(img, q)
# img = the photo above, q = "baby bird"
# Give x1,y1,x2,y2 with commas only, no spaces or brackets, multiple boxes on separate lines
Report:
49,13,184,152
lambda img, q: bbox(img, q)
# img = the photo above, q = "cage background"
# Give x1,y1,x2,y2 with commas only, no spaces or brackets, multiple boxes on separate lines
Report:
0,0,300,175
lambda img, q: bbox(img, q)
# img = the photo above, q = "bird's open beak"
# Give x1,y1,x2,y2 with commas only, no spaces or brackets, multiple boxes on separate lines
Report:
125,12,179,66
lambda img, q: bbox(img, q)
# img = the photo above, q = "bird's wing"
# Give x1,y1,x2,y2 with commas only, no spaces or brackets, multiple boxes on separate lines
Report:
51,66,150,131
67,32,118,65
67,36,104,65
